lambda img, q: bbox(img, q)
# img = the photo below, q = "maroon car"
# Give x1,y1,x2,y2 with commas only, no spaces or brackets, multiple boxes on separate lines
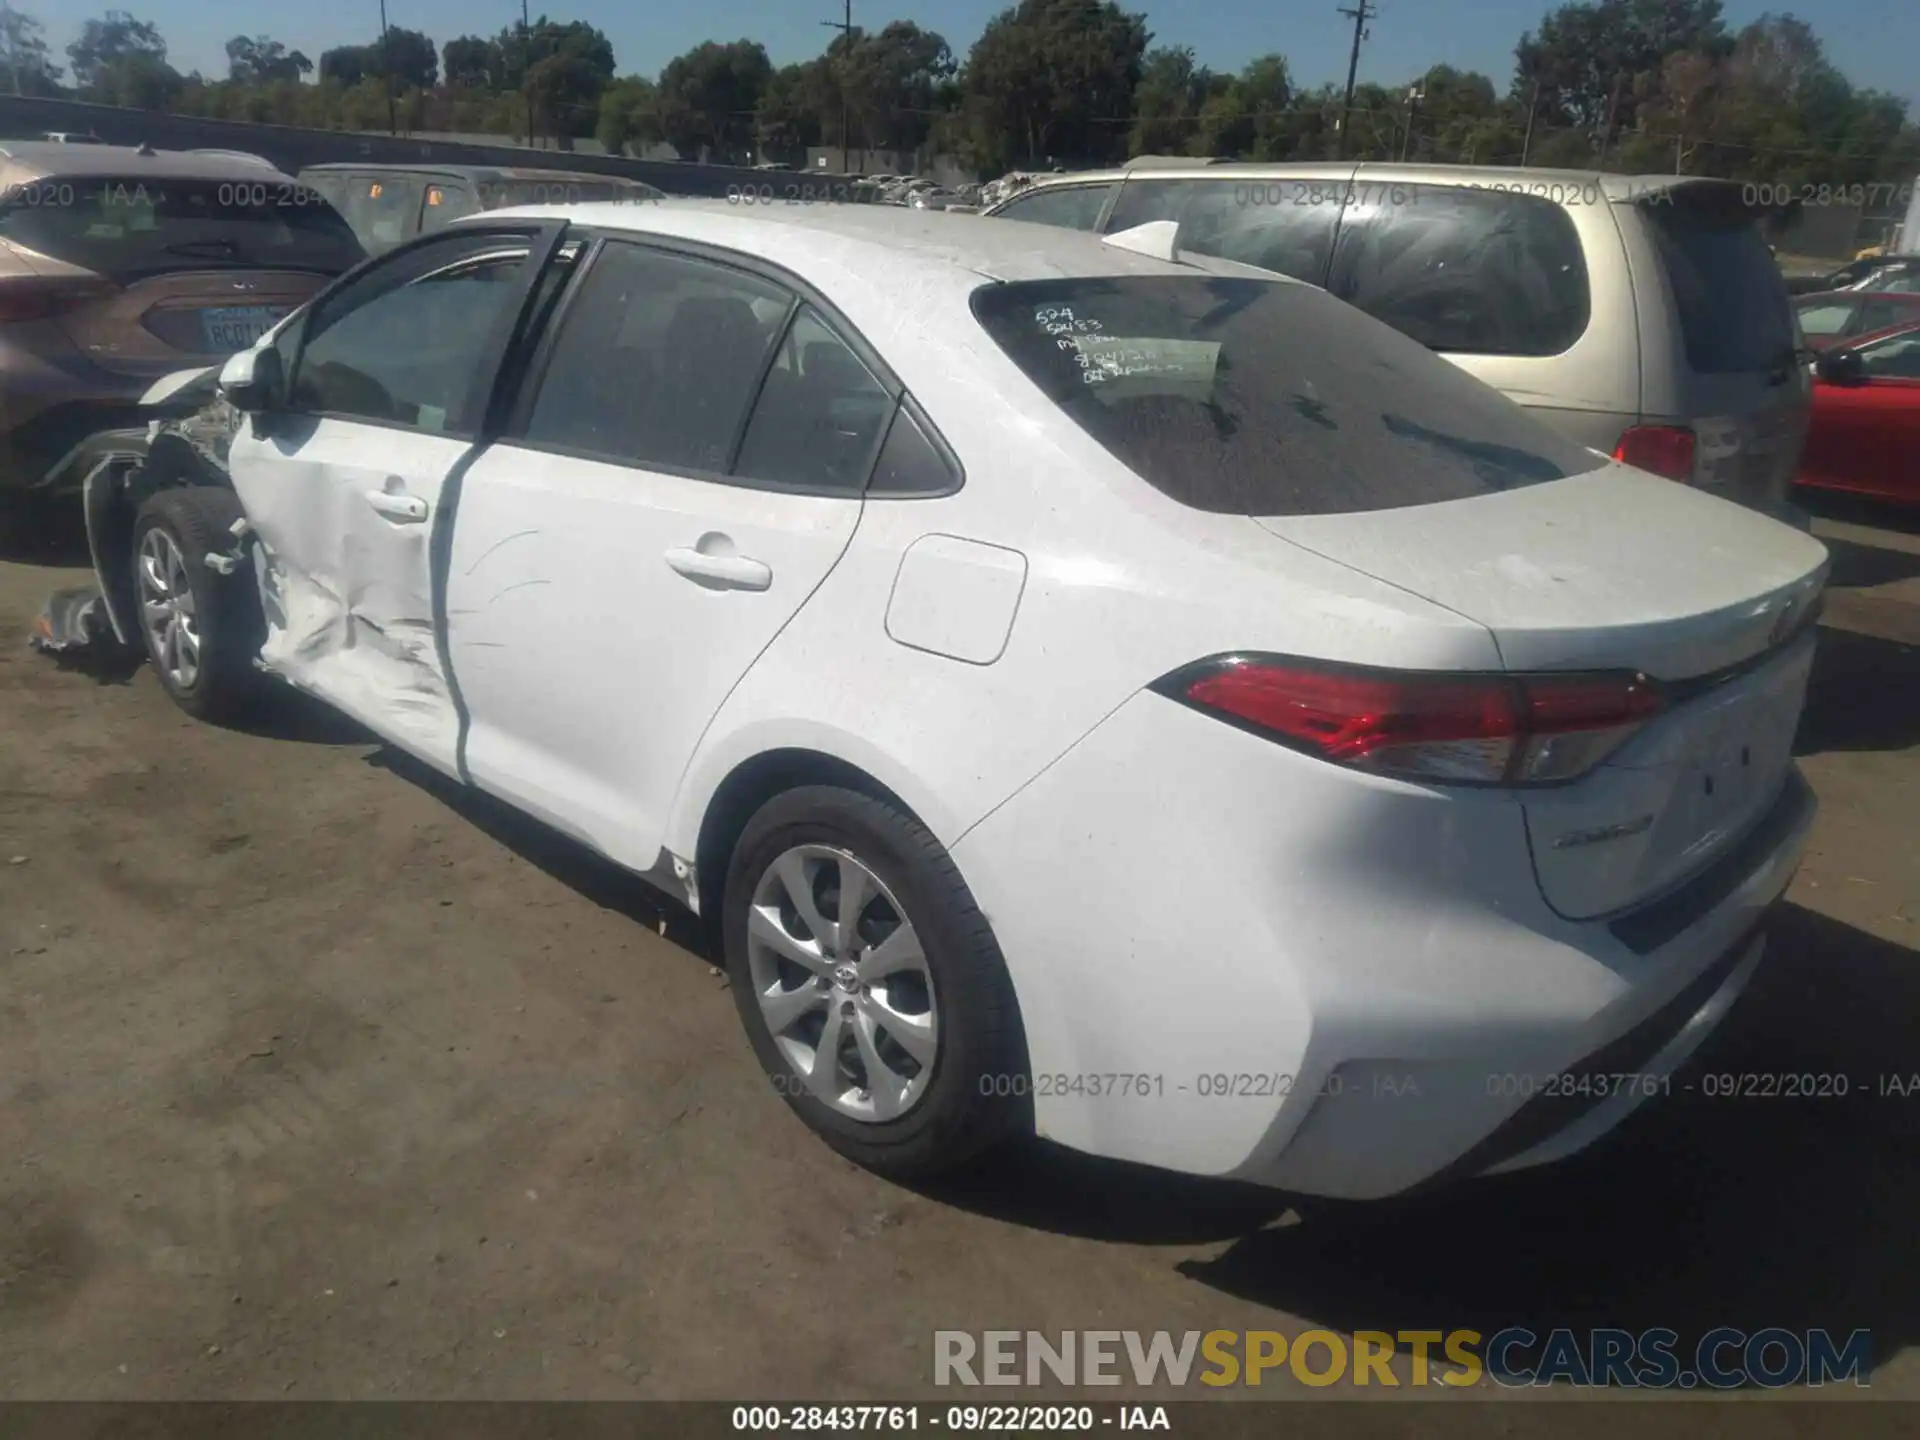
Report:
1794,288,1920,350
0,141,364,521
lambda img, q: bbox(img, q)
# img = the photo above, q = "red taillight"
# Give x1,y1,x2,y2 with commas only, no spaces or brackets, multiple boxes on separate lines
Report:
1161,658,1665,786
1613,424,1696,482
0,275,119,323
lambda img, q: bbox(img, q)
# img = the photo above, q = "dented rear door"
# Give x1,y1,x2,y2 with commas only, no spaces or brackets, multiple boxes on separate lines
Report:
226,222,565,774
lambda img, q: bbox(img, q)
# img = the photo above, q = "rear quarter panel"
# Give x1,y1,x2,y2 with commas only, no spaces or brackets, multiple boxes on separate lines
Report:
663,265,1504,866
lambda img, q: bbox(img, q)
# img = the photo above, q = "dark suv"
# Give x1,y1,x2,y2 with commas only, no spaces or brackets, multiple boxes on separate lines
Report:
295,163,666,256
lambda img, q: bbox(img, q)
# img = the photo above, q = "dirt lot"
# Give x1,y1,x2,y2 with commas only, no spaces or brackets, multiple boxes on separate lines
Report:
0,502,1915,1404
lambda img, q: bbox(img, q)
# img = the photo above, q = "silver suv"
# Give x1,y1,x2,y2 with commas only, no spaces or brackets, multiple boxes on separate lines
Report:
983,160,1811,521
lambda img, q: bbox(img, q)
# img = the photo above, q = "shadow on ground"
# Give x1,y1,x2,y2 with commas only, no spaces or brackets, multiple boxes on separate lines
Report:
366,746,710,957
1797,623,1920,756
1164,903,1918,1379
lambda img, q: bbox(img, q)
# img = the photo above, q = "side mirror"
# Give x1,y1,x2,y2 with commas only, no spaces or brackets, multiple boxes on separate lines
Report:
218,344,283,412
1815,349,1866,387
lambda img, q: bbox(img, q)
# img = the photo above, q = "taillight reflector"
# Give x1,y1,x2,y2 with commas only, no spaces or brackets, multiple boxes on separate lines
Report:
0,275,119,323
1613,425,1696,482
1160,657,1665,786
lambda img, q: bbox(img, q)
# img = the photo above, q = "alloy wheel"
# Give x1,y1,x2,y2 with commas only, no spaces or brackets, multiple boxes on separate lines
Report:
746,844,938,1122
137,527,201,691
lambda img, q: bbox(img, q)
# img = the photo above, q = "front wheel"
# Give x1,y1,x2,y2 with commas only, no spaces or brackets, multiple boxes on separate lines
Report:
723,785,1029,1178
131,487,264,723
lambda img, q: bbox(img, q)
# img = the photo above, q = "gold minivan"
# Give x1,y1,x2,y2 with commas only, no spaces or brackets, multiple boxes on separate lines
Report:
984,159,1811,522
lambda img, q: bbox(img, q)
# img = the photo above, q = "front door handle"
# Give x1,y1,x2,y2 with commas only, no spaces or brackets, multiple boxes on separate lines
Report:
664,546,772,591
365,483,428,524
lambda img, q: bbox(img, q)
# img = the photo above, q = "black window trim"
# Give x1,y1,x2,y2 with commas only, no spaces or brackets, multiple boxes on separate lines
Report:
494,227,965,500
278,219,569,443
866,391,964,500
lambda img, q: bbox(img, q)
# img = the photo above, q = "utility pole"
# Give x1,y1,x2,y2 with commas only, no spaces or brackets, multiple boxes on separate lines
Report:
377,0,396,135
1596,74,1623,166
1335,1,1376,161
1399,81,1424,162
521,0,534,150
820,1,854,173
1519,79,1540,165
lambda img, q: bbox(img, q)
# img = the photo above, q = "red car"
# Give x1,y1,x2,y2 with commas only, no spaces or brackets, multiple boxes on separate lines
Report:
1793,289,1920,350
1796,319,1920,504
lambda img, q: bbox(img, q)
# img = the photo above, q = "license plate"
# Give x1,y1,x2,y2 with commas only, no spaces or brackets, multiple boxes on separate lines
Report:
200,305,283,353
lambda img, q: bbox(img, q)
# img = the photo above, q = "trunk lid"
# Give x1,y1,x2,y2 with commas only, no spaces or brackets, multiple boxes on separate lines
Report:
1256,466,1829,919
57,268,322,376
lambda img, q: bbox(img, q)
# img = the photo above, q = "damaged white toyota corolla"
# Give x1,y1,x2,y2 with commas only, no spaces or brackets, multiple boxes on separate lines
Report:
79,202,1829,1198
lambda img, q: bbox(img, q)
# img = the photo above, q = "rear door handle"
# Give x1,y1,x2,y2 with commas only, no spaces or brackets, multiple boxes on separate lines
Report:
365,484,428,524
664,547,772,591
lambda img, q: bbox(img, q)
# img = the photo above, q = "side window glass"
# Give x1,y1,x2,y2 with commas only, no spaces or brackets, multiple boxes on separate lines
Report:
420,182,479,234
337,175,424,254
1797,301,1857,337
1176,179,1340,284
1860,332,1920,380
290,239,532,432
867,399,959,497
1331,187,1590,356
1859,299,1914,334
993,184,1115,230
1105,179,1197,232
734,307,892,493
522,242,790,472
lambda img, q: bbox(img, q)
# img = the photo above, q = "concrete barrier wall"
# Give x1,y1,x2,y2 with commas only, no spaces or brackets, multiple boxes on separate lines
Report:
0,96,779,198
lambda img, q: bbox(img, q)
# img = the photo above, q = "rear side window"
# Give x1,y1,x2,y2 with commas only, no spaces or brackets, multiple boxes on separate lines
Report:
868,399,960,497
0,175,364,281
1330,187,1589,356
992,184,1114,230
1795,299,1856,337
971,276,1597,517
1859,329,1920,379
733,306,892,493
522,241,790,473
335,174,425,254
1108,178,1339,285
1643,196,1797,373
1859,297,1920,334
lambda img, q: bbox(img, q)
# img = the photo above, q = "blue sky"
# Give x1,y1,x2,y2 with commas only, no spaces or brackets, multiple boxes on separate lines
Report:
44,0,1920,105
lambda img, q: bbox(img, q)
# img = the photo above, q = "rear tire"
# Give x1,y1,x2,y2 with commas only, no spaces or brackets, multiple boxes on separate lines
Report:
130,487,264,723
723,784,1029,1179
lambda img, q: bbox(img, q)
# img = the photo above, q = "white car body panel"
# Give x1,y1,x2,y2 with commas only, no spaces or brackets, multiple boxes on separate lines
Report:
445,443,863,871
204,203,1824,1196
229,418,466,773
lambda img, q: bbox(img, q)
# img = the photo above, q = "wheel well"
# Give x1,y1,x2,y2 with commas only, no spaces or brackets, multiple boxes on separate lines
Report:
692,749,923,940
95,437,237,642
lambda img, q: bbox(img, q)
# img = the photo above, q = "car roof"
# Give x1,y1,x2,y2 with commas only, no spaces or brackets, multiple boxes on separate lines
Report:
476,198,1206,286
0,141,293,183
1798,289,1920,303
992,160,1735,204
1838,318,1920,349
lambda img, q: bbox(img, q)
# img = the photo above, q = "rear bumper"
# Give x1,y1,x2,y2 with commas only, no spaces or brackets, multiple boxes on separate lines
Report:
952,692,1816,1199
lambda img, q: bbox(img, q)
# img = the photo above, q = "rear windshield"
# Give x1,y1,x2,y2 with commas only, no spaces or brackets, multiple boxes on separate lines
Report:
970,275,1599,516
1643,196,1796,374
0,175,365,280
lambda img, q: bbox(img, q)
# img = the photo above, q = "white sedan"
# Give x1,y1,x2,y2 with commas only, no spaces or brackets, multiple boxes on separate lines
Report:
113,201,1827,1198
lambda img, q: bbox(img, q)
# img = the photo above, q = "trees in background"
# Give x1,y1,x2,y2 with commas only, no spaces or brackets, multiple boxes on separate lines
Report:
16,3,1918,188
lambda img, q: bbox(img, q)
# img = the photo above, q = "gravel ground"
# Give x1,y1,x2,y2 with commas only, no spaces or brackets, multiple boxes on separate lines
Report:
0,502,1914,1405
